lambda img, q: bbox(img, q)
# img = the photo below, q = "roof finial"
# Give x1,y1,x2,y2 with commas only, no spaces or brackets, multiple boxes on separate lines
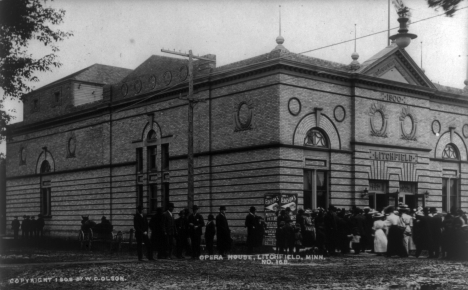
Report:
276,5,284,45
389,1,417,49
354,23,357,52
279,5,281,37
271,5,289,53
350,24,360,70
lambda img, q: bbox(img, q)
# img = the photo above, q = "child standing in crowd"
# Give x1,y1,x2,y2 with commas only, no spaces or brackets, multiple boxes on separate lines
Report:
294,225,303,256
205,214,216,255
351,228,361,254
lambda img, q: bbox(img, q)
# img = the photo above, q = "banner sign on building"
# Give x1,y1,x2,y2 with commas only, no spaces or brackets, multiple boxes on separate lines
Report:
369,150,417,163
264,194,280,246
263,193,298,246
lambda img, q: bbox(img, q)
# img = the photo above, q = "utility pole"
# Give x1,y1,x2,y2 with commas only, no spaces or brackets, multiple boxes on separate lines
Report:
161,49,214,210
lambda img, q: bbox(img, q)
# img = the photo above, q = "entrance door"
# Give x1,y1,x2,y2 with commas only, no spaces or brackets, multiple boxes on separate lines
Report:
303,170,328,210
368,180,387,212
399,182,418,211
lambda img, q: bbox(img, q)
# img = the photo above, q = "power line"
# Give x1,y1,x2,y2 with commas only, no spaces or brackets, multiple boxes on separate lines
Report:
297,6,468,55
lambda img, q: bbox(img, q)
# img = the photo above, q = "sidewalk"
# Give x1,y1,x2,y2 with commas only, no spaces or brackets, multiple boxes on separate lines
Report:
0,258,137,268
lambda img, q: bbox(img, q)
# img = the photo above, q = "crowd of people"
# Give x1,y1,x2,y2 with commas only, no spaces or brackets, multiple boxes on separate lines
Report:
10,214,45,239
133,204,267,261
133,202,468,261
275,204,468,260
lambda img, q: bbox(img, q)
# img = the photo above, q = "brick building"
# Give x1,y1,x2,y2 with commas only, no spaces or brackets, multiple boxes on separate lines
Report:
4,21,468,238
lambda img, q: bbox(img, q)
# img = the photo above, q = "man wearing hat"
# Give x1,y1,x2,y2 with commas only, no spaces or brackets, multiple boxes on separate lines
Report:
21,215,29,239
205,214,216,255
245,206,257,254
428,207,442,258
398,204,412,254
133,205,154,261
324,205,339,256
163,203,177,259
187,205,204,259
216,206,231,257
37,214,45,238
175,209,187,259
363,207,374,252
414,207,434,258
11,216,20,239
30,216,38,238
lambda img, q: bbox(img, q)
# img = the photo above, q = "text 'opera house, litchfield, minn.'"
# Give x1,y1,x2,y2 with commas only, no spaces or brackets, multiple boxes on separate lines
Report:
3,16,468,238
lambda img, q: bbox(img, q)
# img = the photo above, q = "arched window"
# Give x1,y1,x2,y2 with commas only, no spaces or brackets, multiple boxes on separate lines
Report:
147,130,157,141
442,144,458,159
40,160,51,173
39,160,51,216
304,128,328,147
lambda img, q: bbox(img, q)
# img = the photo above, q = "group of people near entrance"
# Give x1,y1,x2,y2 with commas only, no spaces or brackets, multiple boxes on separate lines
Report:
10,214,45,239
133,204,266,261
133,202,467,261
288,204,468,260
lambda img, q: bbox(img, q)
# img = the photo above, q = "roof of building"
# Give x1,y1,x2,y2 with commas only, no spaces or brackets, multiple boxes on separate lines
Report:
214,49,351,74
36,64,133,92
216,40,467,96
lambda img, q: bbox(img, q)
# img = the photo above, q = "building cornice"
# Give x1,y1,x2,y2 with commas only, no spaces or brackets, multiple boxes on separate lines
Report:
351,141,433,152
8,55,468,135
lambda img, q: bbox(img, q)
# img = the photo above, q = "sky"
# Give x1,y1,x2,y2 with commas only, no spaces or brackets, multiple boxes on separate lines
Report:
1,0,468,155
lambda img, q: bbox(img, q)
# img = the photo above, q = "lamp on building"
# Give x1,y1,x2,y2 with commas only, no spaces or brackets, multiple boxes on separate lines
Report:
425,191,429,198
362,188,368,198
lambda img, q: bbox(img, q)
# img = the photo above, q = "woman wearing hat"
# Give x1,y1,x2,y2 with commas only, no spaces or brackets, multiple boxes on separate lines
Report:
372,213,387,255
384,206,407,257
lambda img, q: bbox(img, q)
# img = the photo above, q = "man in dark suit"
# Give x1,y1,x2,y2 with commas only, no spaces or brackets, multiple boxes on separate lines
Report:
37,214,45,238
245,206,257,254
11,216,20,239
21,216,29,239
175,210,187,259
429,207,443,258
324,205,339,256
30,216,37,238
216,206,231,256
163,203,177,259
133,205,154,261
414,207,434,258
187,205,204,259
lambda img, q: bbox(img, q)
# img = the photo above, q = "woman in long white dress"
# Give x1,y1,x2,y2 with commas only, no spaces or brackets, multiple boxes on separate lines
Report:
372,213,387,255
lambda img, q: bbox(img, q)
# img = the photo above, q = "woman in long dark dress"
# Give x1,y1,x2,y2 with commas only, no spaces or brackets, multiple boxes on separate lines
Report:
413,208,433,258
384,206,407,257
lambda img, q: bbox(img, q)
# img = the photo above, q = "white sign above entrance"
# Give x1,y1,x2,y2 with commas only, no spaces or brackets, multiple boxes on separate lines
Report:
370,150,417,163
